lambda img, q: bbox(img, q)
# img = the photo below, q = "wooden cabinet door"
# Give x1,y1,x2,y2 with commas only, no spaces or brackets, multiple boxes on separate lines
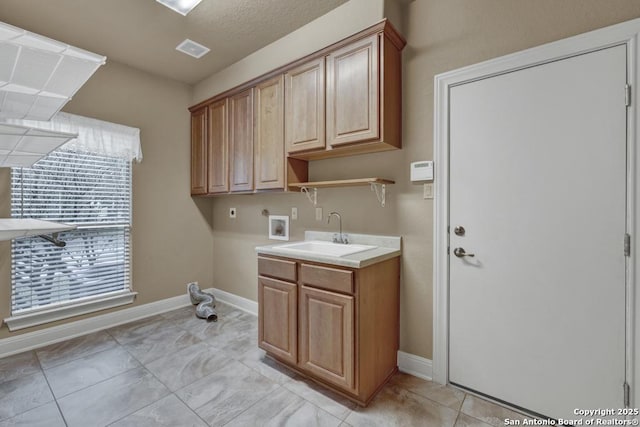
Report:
258,276,297,364
326,34,380,147
229,88,254,192
190,107,207,195
255,76,285,190
299,285,355,391
207,99,229,194
285,57,325,153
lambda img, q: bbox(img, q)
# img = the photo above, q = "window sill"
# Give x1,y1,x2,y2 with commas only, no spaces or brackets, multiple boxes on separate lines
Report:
3,291,138,331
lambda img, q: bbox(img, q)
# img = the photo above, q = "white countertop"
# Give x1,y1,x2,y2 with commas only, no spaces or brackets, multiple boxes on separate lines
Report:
0,219,76,241
255,231,401,269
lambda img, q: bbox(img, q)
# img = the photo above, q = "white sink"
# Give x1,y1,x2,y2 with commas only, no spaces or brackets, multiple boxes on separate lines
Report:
274,240,377,257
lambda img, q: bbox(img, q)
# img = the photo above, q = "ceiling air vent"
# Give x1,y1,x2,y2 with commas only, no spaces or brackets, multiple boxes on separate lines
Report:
176,39,210,59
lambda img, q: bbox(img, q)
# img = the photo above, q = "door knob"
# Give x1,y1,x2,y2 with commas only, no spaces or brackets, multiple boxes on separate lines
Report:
453,247,475,258
454,226,465,236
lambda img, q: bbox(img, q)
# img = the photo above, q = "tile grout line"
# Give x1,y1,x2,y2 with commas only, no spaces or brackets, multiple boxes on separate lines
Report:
302,393,353,423
36,353,70,427
280,378,354,421
393,382,465,416
103,390,173,426
0,370,56,423
218,383,302,427
6,350,69,426
456,393,507,427
35,333,120,371
171,389,212,427
163,337,273,425
103,362,173,427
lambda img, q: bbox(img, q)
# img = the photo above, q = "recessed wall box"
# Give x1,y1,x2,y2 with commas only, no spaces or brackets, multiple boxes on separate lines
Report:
411,161,433,182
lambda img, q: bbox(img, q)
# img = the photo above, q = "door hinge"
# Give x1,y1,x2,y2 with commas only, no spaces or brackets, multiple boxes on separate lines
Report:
447,247,450,255
625,233,631,257
624,382,631,408
626,84,632,107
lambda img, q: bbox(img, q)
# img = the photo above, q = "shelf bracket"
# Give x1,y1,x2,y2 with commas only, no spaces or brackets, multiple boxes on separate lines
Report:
370,183,386,207
300,187,318,206
38,232,66,248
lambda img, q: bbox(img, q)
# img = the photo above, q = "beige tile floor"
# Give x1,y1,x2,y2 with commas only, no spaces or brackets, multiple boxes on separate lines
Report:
0,302,530,427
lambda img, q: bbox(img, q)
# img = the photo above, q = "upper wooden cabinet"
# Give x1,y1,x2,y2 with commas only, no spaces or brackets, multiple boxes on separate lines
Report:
326,35,379,147
190,107,207,195
207,99,229,194
229,88,254,192
255,76,285,190
189,20,405,196
314,29,403,160
285,58,325,154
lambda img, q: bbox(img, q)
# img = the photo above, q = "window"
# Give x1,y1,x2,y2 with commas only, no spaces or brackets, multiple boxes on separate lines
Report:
5,113,141,330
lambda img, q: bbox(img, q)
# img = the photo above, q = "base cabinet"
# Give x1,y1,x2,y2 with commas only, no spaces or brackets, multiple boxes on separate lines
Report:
257,255,400,406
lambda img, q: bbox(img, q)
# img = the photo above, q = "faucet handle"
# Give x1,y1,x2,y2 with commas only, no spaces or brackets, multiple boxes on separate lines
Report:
332,233,340,243
342,234,349,244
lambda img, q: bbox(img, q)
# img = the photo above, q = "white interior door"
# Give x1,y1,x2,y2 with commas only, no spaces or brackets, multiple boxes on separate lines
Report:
449,45,627,419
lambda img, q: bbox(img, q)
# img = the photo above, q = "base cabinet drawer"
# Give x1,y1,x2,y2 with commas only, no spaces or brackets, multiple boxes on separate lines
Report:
258,256,297,282
300,263,353,294
299,285,355,391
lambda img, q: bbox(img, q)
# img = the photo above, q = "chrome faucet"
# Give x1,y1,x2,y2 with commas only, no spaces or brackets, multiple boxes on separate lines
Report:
327,212,348,244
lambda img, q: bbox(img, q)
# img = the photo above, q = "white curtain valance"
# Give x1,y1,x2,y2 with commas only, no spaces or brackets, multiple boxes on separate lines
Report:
6,112,142,162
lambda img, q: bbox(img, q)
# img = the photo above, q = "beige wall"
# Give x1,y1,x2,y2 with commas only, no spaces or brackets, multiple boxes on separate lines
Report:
0,61,214,339
193,0,385,104
195,0,640,360
3,0,640,355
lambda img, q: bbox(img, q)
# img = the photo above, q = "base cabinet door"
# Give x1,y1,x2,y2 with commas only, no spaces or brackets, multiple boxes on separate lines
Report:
299,285,355,391
258,276,297,364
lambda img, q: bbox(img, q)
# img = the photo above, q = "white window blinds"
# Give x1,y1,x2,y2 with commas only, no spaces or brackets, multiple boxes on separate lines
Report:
10,117,136,314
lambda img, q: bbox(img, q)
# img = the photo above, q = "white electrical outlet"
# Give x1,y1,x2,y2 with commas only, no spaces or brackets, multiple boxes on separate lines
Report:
229,207,237,218
291,207,298,220
423,183,434,200
315,207,323,221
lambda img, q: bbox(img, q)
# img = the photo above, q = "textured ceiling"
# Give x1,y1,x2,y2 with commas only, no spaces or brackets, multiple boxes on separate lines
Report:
0,0,349,85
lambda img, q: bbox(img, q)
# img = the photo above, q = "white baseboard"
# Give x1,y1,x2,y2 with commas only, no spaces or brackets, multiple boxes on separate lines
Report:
210,288,258,316
397,350,433,380
0,290,205,359
0,285,429,384
0,287,257,359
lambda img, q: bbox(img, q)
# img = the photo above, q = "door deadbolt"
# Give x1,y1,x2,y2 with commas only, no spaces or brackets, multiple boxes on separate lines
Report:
454,226,465,236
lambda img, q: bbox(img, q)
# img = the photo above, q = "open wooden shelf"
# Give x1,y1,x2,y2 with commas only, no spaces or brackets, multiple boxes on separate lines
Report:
288,178,394,190
288,178,394,207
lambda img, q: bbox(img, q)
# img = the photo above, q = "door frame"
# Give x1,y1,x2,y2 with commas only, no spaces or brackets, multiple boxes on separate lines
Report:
433,17,640,408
